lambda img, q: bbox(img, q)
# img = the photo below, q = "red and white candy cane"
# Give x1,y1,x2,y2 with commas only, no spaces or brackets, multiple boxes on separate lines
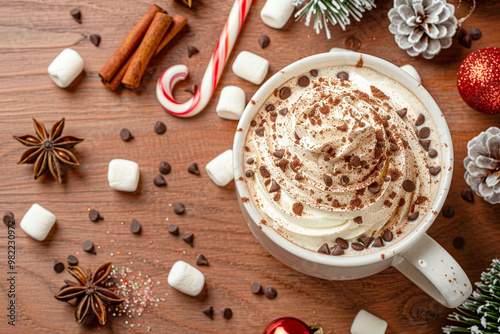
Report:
156,0,254,118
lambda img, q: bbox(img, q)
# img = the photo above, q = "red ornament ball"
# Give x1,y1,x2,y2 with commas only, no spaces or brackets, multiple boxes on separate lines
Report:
263,317,311,334
457,47,500,114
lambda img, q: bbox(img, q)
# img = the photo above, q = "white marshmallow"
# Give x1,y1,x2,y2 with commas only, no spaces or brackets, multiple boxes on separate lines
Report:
232,51,269,85
167,261,205,296
108,159,140,192
400,64,422,84
20,204,56,241
206,150,234,187
351,310,388,334
216,86,246,120
260,0,295,29
48,48,84,88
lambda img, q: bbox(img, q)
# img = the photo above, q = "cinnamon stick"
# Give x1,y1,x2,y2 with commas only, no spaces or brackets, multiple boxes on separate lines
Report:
99,5,164,83
122,12,172,89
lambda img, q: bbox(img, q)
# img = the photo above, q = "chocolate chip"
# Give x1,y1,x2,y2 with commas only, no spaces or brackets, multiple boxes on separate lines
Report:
154,121,167,134
120,128,134,141
368,182,381,194
353,216,363,224
323,175,333,187
351,242,364,251
259,166,271,178
54,261,65,273
461,189,474,203
384,176,391,182
344,36,362,50
442,205,455,218
428,149,438,158
67,255,79,266
403,180,416,192
350,156,361,168
88,209,102,222
292,202,303,216
459,34,471,48
154,174,167,187
273,149,285,159
469,27,482,40
415,113,425,126
159,161,171,175
418,127,431,139
255,126,265,137
70,8,81,23
89,34,101,47
310,69,319,77
317,243,330,254
3,211,14,227
337,71,349,80
188,163,200,175
455,27,467,40
245,170,255,178
331,244,344,256
82,240,96,254
196,254,209,266
129,219,141,234
382,230,393,242
221,307,233,319
167,224,179,236
187,45,199,57
246,157,255,164
184,84,198,95
173,203,185,215
429,166,441,176
358,237,373,248
298,75,310,87
336,238,349,249
250,281,263,294
279,108,288,116
279,87,291,100
182,232,194,247
250,120,257,127
258,35,270,48
265,286,278,299
340,175,350,186
453,237,466,249
269,180,281,193
203,306,214,319
396,108,407,118
372,237,384,248
419,140,431,151
265,104,275,112
408,211,419,221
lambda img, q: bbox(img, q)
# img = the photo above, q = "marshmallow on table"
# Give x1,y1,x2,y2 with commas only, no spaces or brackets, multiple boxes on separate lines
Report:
20,204,56,241
167,261,205,296
400,64,422,84
351,309,388,334
260,0,295,29
206,149,233,187
232,51,269,85
216,86,246,120
47,48,84,88
108,159,140,192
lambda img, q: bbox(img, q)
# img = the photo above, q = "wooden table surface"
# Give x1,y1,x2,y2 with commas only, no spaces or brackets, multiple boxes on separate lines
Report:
1,0,499,333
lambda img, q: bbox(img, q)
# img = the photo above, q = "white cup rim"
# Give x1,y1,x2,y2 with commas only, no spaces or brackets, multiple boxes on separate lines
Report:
233,52,453,268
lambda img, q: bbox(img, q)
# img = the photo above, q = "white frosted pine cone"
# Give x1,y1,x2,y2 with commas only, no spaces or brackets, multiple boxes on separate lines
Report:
388,0,457,59
464,127,500,205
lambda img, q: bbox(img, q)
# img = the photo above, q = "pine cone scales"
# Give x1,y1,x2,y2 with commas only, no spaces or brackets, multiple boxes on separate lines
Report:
464,127,500,204
388,0,457,59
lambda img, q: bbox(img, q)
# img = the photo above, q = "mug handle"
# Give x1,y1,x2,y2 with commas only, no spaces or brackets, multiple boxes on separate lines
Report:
391,233,472,308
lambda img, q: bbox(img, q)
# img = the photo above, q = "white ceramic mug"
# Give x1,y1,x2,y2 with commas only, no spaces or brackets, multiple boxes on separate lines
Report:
233,52,472,308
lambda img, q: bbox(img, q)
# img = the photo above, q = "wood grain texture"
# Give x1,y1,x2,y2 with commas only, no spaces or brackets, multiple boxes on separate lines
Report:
1,0,499,333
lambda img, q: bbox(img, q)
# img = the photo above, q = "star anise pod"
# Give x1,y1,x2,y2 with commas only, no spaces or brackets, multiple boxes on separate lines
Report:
13,118,83,183
54,262,125,326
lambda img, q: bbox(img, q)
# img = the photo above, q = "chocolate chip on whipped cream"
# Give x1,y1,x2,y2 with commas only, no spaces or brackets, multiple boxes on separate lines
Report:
317,243,330,254
415,113,425,126
331,245,344,256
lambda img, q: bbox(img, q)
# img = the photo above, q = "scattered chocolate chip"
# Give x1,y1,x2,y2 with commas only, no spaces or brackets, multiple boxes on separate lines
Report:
259,166,271,178
3,211,14,227
188,163,200,175
70,8,81,23
255,126,265,137
167,224,179,236
265,104,275,112
250,120,257,127
184,84,198,95
428,149,438,158
459,34,472,48
331,244,344,256
310,69,319,77
396,108,407,118
245,170,255,178
337,71,349,80
129,219,141,234
258,35,270,48
269,180,281,193
203,306,214,319
88,209,102,222
350,156,361,168
368,182,381,194
408,211,419,221
418,127,431,139
246,157,255,164
429,166,441,176
54,261,65,273
323,175,333,187
279,108,288,116
250,281,263,294
372,237,384,247
183,232,194,247
196,254,209,266
336,238,349,249
187,45,199,57
120,128,134,141
384,176,391,182
351,242,364,251
265,286,278,299
419,140,431,151
415,113,425,126
469,27,482,40
340,175,350,186
221,307,233,319
67,255,79,266
154,174,167,187
353,216,363,224
358,237,373,248
382,230,393,242
89,34,101,47
453,237,466,249
159,161,171,175
455,27,467,40
298,75,310,87
461,189,474,203
318,243,330,254
402,180,416,192
273,149,285,159
442,205,455,218
82,240,96,254
279,87,291,100
154,121,167,135
173,203,185,215
344,36,361,50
